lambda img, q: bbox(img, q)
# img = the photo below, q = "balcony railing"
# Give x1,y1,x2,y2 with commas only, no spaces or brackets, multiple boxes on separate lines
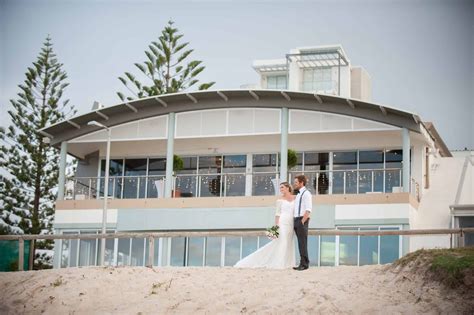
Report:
65,168,420,200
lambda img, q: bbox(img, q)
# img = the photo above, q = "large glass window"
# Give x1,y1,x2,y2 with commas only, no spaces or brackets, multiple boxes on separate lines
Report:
205,237,222,266
242,237,258,258
385,150,403,193
175,157,198,197
131,238,145,266
78,232,97,266
147,158,166,198
320,235,335,266
380,227,400,264
223,155,246,197
199,156,222,197
100,159,124,198
304,152,329,195
332,151,357,194
224,237,241,266
170,237,186,266
123,159,147,199
252,154,278,196
338,228,358,266
117,238,130,266
359,227,378,265
266,75,287,89
302,68,333,92
359,151,384,193
308,235,320,266
187,237,204,266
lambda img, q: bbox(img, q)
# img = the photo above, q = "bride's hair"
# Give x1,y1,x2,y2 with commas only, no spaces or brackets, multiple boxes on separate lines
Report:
279,182,292,193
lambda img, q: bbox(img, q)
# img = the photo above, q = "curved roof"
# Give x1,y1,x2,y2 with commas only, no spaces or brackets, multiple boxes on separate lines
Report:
40,89,423,146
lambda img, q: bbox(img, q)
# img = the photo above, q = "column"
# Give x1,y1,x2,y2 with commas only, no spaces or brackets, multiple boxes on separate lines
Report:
402,128,410,193
57,141,68,200
165,112,176,197
280,108,289,182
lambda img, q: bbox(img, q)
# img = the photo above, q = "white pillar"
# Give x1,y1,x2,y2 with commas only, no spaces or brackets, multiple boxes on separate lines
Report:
57,141,68,200
402,128,411,193
280,108,289,182
165,113,176,197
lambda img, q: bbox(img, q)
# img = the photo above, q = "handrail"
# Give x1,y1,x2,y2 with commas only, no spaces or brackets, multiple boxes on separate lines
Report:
3,228,474,271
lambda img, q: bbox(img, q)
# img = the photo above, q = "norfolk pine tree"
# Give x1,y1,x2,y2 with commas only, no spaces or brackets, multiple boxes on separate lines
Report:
117,20,215,101
0,36,76,269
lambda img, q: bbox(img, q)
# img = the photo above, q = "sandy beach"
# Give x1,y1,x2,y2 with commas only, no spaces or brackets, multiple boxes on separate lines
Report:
1,263,472,314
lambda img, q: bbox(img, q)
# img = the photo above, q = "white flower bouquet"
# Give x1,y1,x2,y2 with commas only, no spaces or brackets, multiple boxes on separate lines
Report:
265,225,279,240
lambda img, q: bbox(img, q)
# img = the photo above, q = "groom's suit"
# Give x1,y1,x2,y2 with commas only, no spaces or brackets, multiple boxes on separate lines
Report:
294,186,312,268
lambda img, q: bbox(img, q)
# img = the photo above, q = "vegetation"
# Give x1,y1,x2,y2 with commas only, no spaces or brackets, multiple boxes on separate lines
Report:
394,247,474,288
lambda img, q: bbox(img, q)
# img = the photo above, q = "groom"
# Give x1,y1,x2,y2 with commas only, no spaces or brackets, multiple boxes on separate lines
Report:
293,175,312,271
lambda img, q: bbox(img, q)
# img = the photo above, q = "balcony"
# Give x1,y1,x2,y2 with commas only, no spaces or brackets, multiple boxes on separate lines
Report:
65,168,419,200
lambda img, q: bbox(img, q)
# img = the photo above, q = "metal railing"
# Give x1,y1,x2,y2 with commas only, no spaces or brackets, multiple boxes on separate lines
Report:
65,168,419,200
2,228,473,271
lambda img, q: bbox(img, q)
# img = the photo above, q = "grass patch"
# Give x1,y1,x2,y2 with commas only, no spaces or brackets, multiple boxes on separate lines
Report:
394,247,474,288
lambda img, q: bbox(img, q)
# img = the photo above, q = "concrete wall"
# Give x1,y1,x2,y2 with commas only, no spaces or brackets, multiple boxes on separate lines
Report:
351,66,372,102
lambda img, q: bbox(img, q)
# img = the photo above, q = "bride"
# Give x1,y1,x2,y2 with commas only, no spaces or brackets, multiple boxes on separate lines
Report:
234,182,296,269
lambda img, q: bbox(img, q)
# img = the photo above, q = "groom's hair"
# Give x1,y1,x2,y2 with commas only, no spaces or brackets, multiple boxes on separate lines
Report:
295,175,307,186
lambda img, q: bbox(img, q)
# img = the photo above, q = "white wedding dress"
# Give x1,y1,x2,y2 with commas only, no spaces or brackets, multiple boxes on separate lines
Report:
234,199,296,269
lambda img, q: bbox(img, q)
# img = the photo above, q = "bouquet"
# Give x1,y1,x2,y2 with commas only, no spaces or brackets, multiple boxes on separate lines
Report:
265,225,280,240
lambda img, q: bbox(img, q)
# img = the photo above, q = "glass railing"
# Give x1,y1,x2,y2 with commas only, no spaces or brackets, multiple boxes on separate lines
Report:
65,168,418,200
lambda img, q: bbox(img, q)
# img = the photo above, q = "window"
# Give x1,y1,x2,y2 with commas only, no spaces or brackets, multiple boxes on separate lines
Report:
266,75,287,89
302,68,333,92
332,151,357,194
359,151,384,193
252,154,278,196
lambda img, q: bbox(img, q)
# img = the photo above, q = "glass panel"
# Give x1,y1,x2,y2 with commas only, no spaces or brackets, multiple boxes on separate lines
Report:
380,227,400,264
308,235,319,266
360,227,378,265
199,156,221,174
253,154,277,196
170,237,186,266
100,159,124,198
359,151,384,194
147,175,165,198
187,237,204,266
117,238,130,266
143,237,159,267
148,158,166,175
332,152,357,194
223,155,246,197
304,153,329,195
79,232,97,266
131,238,145,266
175,157,198,197
205,237,222,266
258,236,271,248
200,174,222,197
338,228,358,266
385,169,402,193
224,237,241,266
61,232,78,268
320,235,335,266
241,237,258,258
104,235,115,266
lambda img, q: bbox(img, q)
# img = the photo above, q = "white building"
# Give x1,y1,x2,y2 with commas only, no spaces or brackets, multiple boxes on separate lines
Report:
40,45,472,269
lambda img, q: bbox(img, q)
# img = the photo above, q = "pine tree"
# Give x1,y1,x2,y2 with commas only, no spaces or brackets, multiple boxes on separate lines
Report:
117,20,215,101
0,36,76,269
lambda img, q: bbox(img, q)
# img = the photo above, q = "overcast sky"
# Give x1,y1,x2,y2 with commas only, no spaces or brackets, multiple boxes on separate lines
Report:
1,0,473,150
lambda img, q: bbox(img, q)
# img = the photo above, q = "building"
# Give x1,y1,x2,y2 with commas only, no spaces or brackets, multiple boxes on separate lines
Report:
39,45,471,269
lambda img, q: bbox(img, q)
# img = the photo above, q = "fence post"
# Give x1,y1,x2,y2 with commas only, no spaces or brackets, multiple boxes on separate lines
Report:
18,238,24,271
147,236,155,268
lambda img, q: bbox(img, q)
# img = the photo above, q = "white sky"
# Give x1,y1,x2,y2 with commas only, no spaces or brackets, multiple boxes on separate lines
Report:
1,0,473,150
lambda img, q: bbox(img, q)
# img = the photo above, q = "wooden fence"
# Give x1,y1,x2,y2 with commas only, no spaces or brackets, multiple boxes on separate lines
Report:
1,228,473,271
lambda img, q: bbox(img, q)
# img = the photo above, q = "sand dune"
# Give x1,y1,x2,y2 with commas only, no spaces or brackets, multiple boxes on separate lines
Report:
0,264,472,314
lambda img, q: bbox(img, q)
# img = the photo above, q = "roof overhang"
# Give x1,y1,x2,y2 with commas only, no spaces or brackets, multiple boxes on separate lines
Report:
40,89,425,147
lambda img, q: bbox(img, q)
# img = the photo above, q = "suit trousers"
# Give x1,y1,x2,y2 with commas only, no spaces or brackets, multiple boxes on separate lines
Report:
294,216,310,268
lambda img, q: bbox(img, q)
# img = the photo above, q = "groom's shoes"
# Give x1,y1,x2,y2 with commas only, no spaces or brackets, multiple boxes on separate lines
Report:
294,265,308,271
